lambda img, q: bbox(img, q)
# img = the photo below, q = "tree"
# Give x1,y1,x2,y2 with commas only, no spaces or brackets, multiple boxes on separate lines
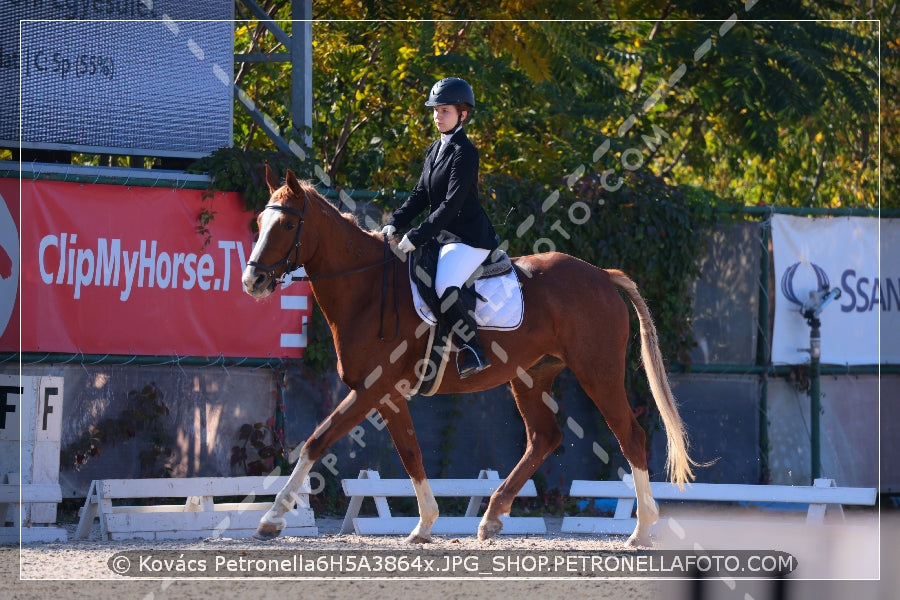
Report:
220,2,884,210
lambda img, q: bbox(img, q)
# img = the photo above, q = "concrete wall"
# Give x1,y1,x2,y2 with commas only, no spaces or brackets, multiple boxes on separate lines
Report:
1,363,276,497
767,374,882,488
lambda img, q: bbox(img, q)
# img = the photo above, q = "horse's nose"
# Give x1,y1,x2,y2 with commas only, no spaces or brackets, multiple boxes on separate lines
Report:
242,267,270,295
253,272,268,290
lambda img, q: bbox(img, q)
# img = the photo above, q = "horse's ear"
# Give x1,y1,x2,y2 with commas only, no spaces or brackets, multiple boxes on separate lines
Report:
285,169,302,195
265,164,280,194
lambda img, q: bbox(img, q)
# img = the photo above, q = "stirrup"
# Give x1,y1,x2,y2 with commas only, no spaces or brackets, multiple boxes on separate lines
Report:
456,344,491,378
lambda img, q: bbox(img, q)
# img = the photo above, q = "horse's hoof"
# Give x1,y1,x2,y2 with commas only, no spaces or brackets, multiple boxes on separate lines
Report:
477,518,503,540
405,533,431,544
253,522,282,541
625,532,653,549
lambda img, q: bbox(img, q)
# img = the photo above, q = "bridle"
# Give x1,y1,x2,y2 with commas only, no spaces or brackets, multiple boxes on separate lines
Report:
247,202,307,287
246,200,400,341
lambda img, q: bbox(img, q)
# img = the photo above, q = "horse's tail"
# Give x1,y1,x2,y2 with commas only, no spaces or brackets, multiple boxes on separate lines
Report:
606,268,698,489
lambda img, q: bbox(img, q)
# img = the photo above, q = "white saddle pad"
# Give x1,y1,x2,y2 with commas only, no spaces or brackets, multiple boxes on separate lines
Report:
411,267,524,331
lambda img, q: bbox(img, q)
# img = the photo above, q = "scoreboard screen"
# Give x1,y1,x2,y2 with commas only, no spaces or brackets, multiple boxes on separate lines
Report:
1,1,233,157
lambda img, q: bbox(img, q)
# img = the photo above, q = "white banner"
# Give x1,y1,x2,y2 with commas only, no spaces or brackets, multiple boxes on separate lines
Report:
771,215,897,365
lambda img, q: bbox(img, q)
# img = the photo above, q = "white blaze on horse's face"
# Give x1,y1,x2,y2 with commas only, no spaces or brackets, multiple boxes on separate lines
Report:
241,207,282,299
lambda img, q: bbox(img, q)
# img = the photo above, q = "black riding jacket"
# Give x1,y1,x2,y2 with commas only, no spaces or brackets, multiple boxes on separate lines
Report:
389,128,498,251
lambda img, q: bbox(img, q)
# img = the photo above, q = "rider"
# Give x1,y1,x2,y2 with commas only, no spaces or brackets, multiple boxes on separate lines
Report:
382,77,499,379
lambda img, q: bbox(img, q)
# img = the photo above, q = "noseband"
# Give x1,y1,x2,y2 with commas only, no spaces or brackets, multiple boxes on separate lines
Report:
247,202,307,286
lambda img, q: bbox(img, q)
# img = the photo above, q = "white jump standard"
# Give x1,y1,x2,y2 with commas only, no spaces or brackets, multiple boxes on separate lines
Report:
76,476,316,541
340,469,545,536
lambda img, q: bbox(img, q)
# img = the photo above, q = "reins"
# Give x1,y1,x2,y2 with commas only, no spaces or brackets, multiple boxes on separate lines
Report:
252,201,400,343
287,251,394,283
378,236,400,342
292,236,400,343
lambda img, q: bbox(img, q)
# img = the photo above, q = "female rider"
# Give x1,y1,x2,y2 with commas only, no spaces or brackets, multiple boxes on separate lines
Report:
382,77,499,378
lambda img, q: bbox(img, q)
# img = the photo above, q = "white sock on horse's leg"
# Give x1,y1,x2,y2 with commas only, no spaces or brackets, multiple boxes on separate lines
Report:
256,446,314,539
627,467,659,548
406,477,439,543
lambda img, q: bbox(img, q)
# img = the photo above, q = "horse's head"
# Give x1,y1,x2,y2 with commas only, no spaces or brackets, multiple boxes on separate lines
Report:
242,166,313,299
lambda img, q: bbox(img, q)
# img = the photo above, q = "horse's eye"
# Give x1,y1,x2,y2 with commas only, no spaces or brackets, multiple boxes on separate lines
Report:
284,221,296,231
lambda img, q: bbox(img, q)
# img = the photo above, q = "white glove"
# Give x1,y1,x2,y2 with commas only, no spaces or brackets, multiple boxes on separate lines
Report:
381,225,396,237
281,266,307,289
397,234,416,253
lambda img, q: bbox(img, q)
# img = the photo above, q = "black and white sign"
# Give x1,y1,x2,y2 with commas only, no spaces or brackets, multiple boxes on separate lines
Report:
0,374,64,524
772,215,897,365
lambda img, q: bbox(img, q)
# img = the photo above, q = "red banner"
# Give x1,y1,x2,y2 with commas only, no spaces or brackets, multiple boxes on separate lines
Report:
0,178,310,358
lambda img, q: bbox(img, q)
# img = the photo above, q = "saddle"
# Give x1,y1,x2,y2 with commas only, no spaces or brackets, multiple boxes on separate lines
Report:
407,240,523,396
410,239,512,320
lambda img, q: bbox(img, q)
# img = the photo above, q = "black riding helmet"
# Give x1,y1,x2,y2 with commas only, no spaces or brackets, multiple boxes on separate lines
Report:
425,77,475,109
425,78,475,130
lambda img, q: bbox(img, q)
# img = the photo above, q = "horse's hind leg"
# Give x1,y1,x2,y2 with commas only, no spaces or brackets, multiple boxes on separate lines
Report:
571,361,659,547
479,358,564,540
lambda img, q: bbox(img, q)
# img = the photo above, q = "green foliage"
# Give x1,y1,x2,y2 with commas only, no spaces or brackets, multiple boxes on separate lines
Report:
878,6,900,208
187,147,317,214
195,192,217,250
212,10,884,209
663,18,884,207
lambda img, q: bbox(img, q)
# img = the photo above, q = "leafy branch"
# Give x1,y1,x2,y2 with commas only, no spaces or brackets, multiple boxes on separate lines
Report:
231,419,289,477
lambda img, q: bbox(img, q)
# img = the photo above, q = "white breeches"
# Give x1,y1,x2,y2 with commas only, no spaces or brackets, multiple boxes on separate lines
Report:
435,242,490,298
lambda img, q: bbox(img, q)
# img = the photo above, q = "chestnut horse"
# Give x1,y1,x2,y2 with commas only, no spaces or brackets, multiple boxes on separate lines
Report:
242,167,699,547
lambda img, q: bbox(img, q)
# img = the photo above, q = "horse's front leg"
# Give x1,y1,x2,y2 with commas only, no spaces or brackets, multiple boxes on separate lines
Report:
254,446,316,540
254,389,371,541
377,394,438,543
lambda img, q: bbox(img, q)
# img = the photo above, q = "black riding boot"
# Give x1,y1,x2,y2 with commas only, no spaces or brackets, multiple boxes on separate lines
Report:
439,286,491,378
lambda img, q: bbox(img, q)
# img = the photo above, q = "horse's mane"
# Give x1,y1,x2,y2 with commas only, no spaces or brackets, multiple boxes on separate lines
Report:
288,179,381,238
